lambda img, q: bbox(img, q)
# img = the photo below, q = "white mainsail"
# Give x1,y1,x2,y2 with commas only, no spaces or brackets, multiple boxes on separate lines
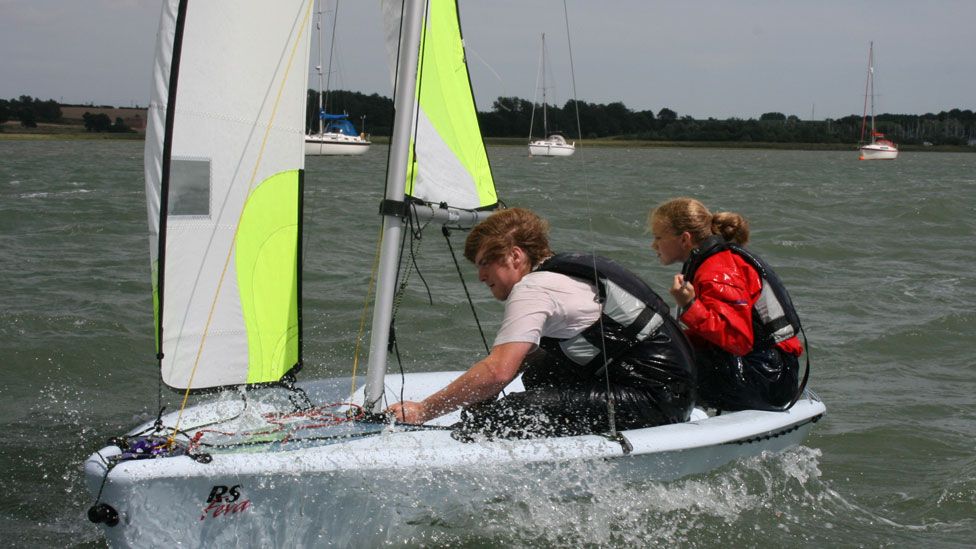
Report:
145,0,313,389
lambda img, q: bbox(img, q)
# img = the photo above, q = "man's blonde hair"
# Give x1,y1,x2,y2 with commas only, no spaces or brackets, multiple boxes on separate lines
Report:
464,208,553,266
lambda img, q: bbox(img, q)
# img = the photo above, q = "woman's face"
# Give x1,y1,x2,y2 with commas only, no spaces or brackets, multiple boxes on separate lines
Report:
651,218,691,265
475,245,528,300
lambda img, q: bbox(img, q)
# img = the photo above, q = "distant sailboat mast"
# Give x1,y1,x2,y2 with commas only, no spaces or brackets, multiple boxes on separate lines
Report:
313,0,340,136
562,0,582,148
859,41,874,145
314,3,324,135
323,0,339,123
541,33,548,138
527,33,549,142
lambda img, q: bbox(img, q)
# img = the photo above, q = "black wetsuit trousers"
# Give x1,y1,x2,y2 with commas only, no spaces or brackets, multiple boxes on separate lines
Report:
453,345,695,441
695,346,799,412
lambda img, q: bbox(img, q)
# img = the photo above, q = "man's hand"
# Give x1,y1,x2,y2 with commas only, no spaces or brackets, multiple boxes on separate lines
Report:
385,400,430,424
383,341,534,425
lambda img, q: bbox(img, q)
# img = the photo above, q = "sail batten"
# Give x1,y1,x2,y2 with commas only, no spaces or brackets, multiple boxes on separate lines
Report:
146,1,312,390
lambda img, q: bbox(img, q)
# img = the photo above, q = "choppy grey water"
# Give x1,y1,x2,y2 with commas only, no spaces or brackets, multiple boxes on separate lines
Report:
1,140,974,547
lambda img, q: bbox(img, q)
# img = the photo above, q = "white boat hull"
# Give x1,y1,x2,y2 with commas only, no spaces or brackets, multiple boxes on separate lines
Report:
304,134,371,156
85,371,825,546
529,140,575,157
859,143,898,160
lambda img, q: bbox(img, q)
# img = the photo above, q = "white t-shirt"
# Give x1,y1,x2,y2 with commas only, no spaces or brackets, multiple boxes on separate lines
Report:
493,271,601,348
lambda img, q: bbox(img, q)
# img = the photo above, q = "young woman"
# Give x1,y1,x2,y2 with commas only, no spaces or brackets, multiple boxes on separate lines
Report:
387,207,696,439
650,197,805,412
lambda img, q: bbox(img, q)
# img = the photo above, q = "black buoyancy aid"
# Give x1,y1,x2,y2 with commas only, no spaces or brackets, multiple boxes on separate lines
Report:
535,253,690,378
681,236,803,350
682,236,809,407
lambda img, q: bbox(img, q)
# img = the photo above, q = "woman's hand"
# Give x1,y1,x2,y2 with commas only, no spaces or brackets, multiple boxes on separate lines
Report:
669,274,696,308
385,400,430,424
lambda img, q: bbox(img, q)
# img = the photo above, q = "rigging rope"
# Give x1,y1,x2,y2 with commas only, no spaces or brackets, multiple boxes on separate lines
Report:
563,0,583,147
558,0,615,434
349,224,385,397
390,205,432,407
186,401,365,451
442,226,491,355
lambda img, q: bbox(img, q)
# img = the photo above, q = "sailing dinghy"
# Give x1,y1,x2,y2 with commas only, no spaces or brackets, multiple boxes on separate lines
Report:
84,1,825,545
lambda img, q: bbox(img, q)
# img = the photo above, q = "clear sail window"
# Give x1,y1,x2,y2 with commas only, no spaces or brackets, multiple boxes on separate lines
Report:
169,158,211,216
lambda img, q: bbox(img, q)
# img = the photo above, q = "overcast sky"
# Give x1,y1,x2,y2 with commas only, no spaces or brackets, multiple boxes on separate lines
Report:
2,0,973,120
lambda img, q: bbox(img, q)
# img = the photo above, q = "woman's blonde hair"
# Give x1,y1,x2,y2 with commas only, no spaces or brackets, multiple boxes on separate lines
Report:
464,207,553,266
650,197,750,246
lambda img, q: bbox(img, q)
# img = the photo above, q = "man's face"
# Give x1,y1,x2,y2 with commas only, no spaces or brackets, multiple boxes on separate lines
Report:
475,246,525,300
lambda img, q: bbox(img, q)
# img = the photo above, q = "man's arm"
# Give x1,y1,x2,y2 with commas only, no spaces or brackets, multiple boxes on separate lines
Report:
385,341,534,424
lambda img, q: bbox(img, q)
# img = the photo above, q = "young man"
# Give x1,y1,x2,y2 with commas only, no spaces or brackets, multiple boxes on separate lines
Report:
387,208,695,439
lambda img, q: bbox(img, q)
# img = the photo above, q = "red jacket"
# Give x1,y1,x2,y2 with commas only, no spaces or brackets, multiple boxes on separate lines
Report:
680,250,802,357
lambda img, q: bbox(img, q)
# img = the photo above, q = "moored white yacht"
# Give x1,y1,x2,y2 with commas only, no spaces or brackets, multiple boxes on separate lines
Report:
305,0,370,156
859,134,898,160
529,133,575,157
305,114,371,156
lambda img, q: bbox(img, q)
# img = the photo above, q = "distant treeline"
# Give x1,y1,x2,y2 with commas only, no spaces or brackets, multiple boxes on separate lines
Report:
0,96,62,128
1,95,133,132
309,90,976,146
7,92,975,145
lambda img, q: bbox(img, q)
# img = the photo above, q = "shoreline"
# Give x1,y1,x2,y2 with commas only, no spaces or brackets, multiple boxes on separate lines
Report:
0,121,143,141
2,127,972,153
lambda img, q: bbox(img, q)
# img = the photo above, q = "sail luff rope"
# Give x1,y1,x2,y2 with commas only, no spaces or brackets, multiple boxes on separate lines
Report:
166,0,315,446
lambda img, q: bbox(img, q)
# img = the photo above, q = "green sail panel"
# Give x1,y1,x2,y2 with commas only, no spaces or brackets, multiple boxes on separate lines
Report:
403,0,497,211
236,170,300,384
